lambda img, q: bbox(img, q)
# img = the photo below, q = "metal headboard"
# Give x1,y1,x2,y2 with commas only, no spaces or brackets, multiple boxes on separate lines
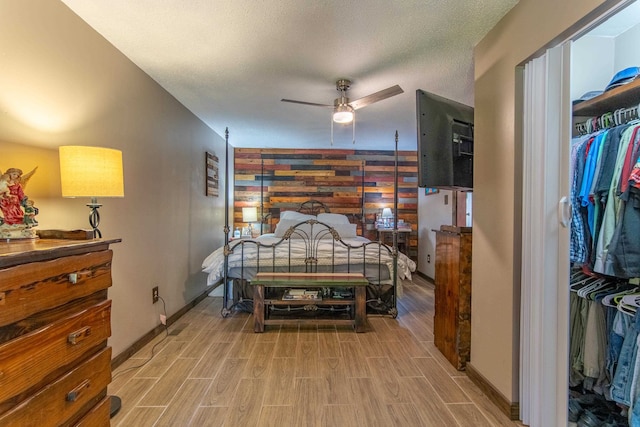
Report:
296,200,331,216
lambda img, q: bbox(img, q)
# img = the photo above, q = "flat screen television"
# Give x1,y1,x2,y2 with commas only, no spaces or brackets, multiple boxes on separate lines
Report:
416,89,474,190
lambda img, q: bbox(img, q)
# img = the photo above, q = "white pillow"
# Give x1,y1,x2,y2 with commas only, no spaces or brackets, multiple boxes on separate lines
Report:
328,223,357,238
274,219,313,238
317,213,350,225
273,219,357,239
280,210,316,221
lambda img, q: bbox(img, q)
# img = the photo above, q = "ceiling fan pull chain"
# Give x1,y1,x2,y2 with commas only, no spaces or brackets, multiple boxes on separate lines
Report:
330,112,334,146
352,112,356,144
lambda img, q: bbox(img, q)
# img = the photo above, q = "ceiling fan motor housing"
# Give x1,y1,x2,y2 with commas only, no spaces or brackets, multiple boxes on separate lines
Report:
333,79,353,123
336,79,351,92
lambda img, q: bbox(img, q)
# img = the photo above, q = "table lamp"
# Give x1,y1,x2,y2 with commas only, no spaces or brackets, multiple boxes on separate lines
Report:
242,207,258,237
59,146,124,239
382,207,393,228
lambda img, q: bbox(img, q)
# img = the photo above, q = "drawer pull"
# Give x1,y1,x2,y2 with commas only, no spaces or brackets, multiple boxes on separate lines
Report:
68,270,92,284
67,326,92,345
66,379,91,402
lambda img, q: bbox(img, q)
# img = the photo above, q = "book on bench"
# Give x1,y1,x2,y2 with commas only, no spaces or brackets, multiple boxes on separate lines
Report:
283,289,322,301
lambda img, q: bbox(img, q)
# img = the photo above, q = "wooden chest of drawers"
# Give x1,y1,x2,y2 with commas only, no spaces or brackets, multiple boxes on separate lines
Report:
434,226,472,370
0,237,120,427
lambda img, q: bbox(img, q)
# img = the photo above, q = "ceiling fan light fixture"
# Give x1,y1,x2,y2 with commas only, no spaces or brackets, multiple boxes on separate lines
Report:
333,105,354,123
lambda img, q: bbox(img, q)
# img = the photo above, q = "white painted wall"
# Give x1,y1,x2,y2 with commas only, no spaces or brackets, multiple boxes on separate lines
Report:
572,21,640,100
0,1,227,358
571,36,615,99
614,22,640,70
474,0,618,403
416,189,454,280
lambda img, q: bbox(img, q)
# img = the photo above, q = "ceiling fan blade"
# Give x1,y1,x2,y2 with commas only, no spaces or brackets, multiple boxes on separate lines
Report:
349,85,404,110
281,98,332,108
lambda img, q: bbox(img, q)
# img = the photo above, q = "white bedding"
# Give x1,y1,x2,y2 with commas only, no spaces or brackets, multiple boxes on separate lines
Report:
201,233,416,296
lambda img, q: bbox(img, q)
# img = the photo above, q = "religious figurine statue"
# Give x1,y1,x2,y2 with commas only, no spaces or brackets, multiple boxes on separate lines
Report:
0,166,39,239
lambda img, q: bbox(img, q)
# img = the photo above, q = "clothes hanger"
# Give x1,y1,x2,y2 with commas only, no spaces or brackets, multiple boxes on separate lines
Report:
613,108,622,126
570,269,586,281
571,274,601,287
593,283,634,305
577,278,608,298
570,275,600,292
588,281,618,301
621,294,640,308
617,301,637,315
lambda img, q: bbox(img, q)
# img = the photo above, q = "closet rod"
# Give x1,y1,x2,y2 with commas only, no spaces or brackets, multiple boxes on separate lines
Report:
575,104,639,134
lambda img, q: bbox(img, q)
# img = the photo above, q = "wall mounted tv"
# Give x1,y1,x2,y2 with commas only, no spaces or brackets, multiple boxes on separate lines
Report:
416,89,474,190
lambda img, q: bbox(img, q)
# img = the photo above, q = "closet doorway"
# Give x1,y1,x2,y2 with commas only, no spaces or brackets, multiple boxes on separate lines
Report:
520,1,640,426
567,7,640,427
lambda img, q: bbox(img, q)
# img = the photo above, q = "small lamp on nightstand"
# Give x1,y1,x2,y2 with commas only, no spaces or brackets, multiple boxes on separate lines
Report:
381,207,393,228
242,207,258,237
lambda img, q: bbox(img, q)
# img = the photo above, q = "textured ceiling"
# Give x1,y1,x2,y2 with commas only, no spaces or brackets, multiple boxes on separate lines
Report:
60,0,518,151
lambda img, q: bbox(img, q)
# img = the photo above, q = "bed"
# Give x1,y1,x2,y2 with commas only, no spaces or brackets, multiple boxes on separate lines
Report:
205,129,413,319
202,205,416,317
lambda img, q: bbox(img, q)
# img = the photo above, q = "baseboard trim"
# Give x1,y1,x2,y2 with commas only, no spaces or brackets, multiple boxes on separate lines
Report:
111,288,212,370
465,362,520,421
415,270,435,284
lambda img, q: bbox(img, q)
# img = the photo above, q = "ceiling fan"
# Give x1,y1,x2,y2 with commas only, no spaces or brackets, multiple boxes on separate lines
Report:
281,79,404,144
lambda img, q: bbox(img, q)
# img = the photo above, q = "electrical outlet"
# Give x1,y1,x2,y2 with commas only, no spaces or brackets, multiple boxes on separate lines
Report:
427,254,431,263
152,286,159,304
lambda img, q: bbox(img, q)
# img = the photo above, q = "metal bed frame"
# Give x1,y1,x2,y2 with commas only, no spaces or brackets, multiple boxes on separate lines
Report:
220,129,401,318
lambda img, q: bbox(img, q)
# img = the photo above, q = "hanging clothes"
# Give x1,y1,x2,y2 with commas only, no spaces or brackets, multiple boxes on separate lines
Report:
570,121,640,274
598,125,640,277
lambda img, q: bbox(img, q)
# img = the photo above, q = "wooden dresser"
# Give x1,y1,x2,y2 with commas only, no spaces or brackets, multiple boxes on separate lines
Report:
434,225,472,370
0,236,120,426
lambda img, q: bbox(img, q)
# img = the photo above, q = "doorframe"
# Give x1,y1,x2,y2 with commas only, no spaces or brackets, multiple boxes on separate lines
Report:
517,2,636,426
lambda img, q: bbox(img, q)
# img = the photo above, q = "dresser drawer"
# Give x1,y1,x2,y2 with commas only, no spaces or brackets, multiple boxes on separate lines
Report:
0,347,111,426
72,395,111,427
0,299,111,411
0,250,113,327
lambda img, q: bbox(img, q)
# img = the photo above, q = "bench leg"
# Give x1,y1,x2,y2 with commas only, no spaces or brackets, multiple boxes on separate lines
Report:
253,285,265,332
354,286,366,333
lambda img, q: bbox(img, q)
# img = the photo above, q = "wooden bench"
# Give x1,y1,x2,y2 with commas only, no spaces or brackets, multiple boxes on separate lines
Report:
251,272,368,332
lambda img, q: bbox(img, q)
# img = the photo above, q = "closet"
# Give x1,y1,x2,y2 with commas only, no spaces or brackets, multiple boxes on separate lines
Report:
567,13,640,426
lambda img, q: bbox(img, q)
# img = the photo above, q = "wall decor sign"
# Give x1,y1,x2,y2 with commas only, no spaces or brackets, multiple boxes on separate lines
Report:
206,152,219,197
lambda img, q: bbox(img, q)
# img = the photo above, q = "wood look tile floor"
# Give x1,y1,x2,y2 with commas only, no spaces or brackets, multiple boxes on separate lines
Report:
109,276,523,426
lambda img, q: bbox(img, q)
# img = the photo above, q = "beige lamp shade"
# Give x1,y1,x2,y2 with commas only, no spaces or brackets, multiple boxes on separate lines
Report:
381,208,393,218
242,207,258,223
59,146,124,198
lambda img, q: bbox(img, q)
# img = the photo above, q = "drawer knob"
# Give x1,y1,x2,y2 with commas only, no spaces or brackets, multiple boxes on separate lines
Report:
68,270,91,284
67,326,92,345
66,379,91,402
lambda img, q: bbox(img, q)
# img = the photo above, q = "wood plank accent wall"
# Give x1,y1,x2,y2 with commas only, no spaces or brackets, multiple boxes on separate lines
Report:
233,148,418,258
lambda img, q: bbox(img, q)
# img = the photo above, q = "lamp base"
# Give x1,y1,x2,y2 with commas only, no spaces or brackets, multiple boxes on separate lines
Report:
87,199,102,239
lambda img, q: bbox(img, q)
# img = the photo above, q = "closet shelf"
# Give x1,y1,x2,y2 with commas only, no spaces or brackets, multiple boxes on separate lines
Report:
573,78,640,117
